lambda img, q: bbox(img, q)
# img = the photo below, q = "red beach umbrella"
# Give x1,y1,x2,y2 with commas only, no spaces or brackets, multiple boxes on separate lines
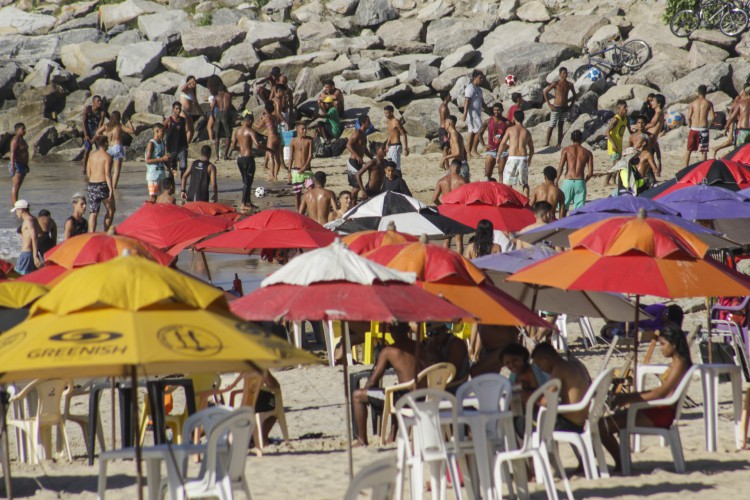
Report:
44,233,175,268
15,264,71,286
436,181,535,231
182,201,242,221
341,228,419,255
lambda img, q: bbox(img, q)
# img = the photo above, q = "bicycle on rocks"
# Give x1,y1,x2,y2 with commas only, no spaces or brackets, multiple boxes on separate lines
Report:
670,0,749,37
572,39,652,81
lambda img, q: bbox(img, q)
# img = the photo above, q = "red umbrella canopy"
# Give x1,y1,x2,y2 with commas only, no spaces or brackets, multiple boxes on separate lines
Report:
194,209,336,254
116,203,233,255
182,201,242,221
722,143,750,165
437,182,535,231
0,258,13,279
15,264,70,286
643,159,750,199
44,233,175,268
341,229,419,255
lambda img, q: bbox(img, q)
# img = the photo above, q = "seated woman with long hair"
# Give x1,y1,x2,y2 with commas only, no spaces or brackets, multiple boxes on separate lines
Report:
598,323,692,472
464,219,502,259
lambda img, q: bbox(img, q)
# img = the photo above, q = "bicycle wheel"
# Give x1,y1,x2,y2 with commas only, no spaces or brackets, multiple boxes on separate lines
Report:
621,39,651,69
702,0,728,29
670,9,700,37
720,8,749,36
573,65,590,81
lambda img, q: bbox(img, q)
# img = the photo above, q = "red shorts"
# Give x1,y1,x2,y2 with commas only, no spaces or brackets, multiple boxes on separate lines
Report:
640,405,677,428
687,128,709,152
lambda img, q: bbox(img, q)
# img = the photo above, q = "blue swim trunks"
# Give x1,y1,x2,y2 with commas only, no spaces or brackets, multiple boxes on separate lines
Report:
107,144,126,161
8,162,28,177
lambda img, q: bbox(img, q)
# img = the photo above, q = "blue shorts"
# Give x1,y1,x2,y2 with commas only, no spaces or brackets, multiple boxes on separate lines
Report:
107,144,126,161
8,162,27,177
15,251,36,275
84,139,94,151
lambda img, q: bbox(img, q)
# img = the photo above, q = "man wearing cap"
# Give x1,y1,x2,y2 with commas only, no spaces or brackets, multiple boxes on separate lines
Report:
315,97,342,143
12,200,41,275
317,80,344,116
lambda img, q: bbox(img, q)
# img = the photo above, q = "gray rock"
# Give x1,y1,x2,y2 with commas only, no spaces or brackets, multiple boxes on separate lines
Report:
99,0,166,31
76,67,108,90
211,8,251,25
598,84,653,110
293,67,322,104
181,25,245,60
0,34,60,64
24,59,72,89
125,129,154,160
313,55,354,81
539,16,609,48
258,42,295,59
497,0,518,21
137,72,182,94
475,21,542,73
737,32,750,59
402,97,442,138
298,21,341,53
664,62,732,104
17,84,66,111
137,10,190,44
131,89,160,115
351,76,400,99
109,29,143,46
219,42,261,75
380,54,441,75
54,1,98,30
689,41,729,70
376,19,424,50
256,52,338,80
730,58,750,95
408,61,439,86
516,0,549,22
343,94,394,130
575,90,598,115
440,45,477,72
375,83,413,104
689,29,736,49
417,0,454,22
263,0,293,21
108,94,135,121
353,0,397,27
161,56,221,79
432,67,470,93
320,32,384,54
116,41,166,85
627,22,688,50
60,42,122,76
29,125,58,157
292,2,326,23
342,60,385,82
52,11,99,33
327,0,359,15
239,19,296,48
0,6,56,35
586,24,621,51
55,27,103,47
90,79,129,100
495,43,579,82
425,16,496,57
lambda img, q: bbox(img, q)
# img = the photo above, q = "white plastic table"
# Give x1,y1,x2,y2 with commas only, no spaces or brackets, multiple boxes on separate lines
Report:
698,364,743,452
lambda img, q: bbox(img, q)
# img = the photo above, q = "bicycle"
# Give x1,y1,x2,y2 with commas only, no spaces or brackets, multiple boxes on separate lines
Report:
670,0,748,37
572,39,651,81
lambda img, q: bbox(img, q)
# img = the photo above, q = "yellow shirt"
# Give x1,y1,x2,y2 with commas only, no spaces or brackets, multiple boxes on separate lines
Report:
607,113,628,155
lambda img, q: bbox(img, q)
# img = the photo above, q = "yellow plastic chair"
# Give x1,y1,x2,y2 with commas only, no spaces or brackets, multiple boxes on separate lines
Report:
451,322,473,341
229,372,290,453
322,320,359,366
363,323,428,365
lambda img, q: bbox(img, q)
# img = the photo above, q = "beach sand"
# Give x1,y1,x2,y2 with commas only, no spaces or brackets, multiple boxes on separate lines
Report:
2,128,750,498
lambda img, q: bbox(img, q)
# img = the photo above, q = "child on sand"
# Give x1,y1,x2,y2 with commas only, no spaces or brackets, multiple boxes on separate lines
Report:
144,124,170,203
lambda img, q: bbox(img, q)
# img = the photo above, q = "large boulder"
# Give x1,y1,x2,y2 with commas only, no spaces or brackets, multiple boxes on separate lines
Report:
292,1,326,23
313,54,354,81
212,7,254,26
408,61,439,86
417,0,455,22
688,41,729,70
90,79,129,100
116,41,166,85
219,42,261,74
516,0,549,22
598,84,654,111
497,0,519,21
425,16,495,57
239,19,296,48
0,7,56,35
29,125,58,157
380,54,440,75
495,43,578,82
297,21,341,52
256,52,338,80
353,0,397,27
0,34,61,65
343,94,395,130
0,64,22,100
351,76,401,99
320,31,383,54
109,30,143,46
57,27,104,46
376,19,424,50
60,42,122,76
627,22,688,49
342,59,385,82
293,67,322,104
327,0,359,15
440,45,477,72
664,62,732,104
475,22,541,73
586,24,622,51
137,10,190,44
402,97,443,138
432,67,469,92
24,59,72,89
161,56,221,79
689,29,736,49
137,72,183,94
99,0,166,31
539,16,609,48
17,84,66,115
181,25,245,60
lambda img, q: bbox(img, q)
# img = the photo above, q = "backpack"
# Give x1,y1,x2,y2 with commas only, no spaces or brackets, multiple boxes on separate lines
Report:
712,111,727,130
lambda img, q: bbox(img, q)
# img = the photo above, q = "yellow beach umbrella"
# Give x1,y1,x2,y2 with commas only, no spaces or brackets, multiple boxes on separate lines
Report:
0,282,47,309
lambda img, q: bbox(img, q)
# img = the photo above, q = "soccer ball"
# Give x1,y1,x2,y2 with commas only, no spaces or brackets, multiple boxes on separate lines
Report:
254,186,267,198
587,67,603,82
665,111,684,130
505,74,516,86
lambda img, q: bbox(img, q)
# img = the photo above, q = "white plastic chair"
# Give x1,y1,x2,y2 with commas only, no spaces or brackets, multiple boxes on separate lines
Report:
492,379,574,500
555,315,597,349
7,379,72,464
619,365,699,475
344,458,398,500
552,368,615,479
395,389,464,500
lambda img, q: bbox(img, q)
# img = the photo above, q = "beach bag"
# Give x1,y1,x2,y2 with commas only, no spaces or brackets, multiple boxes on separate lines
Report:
330,138,348,156
313,135,333,157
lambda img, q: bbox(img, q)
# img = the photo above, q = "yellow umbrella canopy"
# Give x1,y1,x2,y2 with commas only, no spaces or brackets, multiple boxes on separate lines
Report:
30,256,226,316
0,282,47,309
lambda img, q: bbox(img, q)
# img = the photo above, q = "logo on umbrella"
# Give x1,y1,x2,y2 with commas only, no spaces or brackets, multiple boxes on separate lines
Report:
157,326,222,357
49,331,123,343
0,331,25,352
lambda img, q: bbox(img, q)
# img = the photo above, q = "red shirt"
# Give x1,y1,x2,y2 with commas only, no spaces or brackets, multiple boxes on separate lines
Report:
507,104,520,123
487,117,509,152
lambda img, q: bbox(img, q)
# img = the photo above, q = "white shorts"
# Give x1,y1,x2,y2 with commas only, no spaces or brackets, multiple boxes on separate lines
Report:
503,156,529,186
387,144,402,170
466,111,482,134
283,146,291,161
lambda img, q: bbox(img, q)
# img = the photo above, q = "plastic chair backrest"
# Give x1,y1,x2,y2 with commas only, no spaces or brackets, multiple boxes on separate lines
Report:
343,459,398,500
586,368,615,426
395,389,457,462
419,362,456,390
181,405,233,444
455,373,512,413
236,372,265,408
34,379,68,426
204,407,255,485
521,379,561,451
671,365,698,423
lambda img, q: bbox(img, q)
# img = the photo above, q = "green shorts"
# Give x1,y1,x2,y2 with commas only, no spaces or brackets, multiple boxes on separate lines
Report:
738,129,750,146
561,179,587,211
609,152,621,165
291,169,313,185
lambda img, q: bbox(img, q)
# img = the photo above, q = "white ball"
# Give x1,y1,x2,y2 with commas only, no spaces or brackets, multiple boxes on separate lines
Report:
587,67,602,82
505,74,516,86
254,186,267,198
665,111,684,130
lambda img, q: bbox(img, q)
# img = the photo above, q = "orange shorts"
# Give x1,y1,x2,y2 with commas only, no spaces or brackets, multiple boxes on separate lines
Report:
147,180,160,196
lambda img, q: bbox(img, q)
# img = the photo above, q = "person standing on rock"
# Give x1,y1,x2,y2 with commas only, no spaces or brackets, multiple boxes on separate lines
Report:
230,114,269,212
212,85,234,162
646,94,665,175
181,145,218,204
86,135,115,233
557,130,593,214
478,103,509,181
9,123,29,207
726,88,750,147
82,95,106,175
96,111,135,190
543,67,577,149
317,80,345,117
384,105,409,171
164,102,189,180
444,115,470,181
346,115,373,203
685,85,715,167
463,70,487,159
605,100,631,186
438,94,452,170
497,110,534,197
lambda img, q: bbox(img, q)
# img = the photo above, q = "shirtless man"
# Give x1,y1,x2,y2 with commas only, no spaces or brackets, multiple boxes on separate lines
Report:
12,200,41,275
515,201,553,250
156,178,176,204
478,103,509,180
444,115,470,181
530,167,566,219
384,106,409,171
630,116,659,180
352,323,419,445
277,76,296,127
432,159,467,206
96,111,135,190
685,85,716,166
299,171,337,224
557,130,593,213
254,66,280,105
497,110,534,196
211,85,233,161
346,115,373,202
317,79,345,116
356,142,387,200
727,87,750,146
438,94,452,170
544,67,577,148
82,95,106,174
230,114,270,212
9,123,29,206
272,82,293,129
86,135,115,232
329,190,353,222
287,121,313,211
646,94,666,175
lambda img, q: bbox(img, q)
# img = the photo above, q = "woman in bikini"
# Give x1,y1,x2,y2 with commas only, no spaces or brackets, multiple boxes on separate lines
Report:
598,323,692,472
179,76,200,143
262,102,284,181
96,111,135,190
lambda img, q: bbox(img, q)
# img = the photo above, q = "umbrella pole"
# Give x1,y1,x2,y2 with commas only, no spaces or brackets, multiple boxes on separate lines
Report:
0,386,12,499
130,366,144,500
633,296,640,390
200,251,213,284
111,377,116,450
342,322,354,479
707,305,714,364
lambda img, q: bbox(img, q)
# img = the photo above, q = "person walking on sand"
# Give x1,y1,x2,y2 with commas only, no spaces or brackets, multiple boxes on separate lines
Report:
81,95,106,175
145,124,170,203
444,116,470,181
557,129,593,213
287,121,313,211
646,94,665,175
478,103,510,181
463,70,487,158
727,88,750,146
164,101,189,179
86,135,115,232
262,102,284,181
685,85,715,166
12,200,41,275
299,171,337,225
544,67,577,148
36,209,57,257
230,114,270,212
346,115,373,202
356,142,387,200
9,122,29,206
212,85,233,162
432,159,467,206
96,111,135,190
497,110,534,197
64,193,88,239
181,145,217,203
179,75,200,144
529,166,566,219
384,106,409,171
438,94,452,170
605,100,630,185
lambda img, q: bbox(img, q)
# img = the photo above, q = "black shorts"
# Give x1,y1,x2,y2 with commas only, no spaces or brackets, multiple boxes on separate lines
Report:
214,109,232,139
438,127,449,150
365,187,382,198
87,182,109,213
347,158,362,188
